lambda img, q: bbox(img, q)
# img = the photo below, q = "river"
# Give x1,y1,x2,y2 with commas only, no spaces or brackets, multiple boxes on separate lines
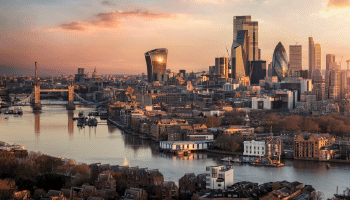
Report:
0,101,349,198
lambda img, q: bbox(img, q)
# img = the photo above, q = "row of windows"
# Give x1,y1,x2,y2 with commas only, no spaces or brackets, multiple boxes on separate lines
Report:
245,150,265,154
248,146,264,150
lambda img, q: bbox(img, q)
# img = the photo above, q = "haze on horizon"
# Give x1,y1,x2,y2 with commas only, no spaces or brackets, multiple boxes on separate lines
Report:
1,0,350,76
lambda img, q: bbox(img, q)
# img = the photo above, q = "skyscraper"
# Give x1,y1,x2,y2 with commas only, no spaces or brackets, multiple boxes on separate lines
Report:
325,54,335,99
145,48,168,83
250,60,266,85
272,42,289,81
231,30,249,79
314,44,321,73
233,16,259,61
289,45,302,75
215,57,229,80
308,37,315,79
312,69,324,101
308,37,321,78
326,54,335,72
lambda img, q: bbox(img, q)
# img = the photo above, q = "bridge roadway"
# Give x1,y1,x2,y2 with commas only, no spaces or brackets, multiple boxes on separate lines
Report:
40,89,69,92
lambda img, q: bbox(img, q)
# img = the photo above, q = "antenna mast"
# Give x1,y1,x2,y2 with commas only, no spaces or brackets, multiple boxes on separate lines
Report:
35,61,38,80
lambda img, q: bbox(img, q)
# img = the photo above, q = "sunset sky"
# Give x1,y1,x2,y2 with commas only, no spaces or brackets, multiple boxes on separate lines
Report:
1,0,350,76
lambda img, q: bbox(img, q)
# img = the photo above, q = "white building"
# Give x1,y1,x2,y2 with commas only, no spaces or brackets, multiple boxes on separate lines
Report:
223,83,239,91
205,165,234,190
243,140,265,157
159,140,214,151
251,96,272,109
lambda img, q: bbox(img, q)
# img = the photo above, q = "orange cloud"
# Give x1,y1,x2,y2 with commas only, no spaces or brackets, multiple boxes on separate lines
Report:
327,0,350,9
58,9,174,31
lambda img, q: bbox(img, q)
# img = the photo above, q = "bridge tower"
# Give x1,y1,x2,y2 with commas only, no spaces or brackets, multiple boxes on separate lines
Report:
66,81,75,110
33,82,42,110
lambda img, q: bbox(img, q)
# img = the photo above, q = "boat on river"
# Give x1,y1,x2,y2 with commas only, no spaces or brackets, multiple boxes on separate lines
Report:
88,118,98,126
4,107,23,115
251,157,284,167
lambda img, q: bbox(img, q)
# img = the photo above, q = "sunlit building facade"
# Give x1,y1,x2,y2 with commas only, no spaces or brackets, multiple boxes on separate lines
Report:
145,48,168,83
233,16,259,61
272,42,289,81
232,30,249,79
214,57,229,80
289,45,302,75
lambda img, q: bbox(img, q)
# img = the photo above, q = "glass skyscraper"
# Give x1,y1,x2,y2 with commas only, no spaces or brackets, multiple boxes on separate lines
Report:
145,48,168,83
233,16,259,61
272,42,289,81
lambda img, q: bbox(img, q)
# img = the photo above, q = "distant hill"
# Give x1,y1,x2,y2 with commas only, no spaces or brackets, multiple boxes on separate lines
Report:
0,65,74,77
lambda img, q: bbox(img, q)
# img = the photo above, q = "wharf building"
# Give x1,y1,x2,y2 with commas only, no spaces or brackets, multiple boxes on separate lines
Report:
243,140,265,157
294,133,335,160
272,42,289,81
145,48,168,83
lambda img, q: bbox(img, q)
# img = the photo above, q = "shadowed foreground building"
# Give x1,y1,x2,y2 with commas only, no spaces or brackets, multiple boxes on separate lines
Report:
145,48,168,83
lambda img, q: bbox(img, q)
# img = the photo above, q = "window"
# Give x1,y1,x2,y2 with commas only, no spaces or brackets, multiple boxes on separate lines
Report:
262,147,264,150
258,147,259,150
258,151,259,154
218,184,222,187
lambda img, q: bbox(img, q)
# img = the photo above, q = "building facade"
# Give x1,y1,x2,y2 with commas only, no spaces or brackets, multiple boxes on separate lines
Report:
289,45,302,75
205,165,234,190
272,42,289,81
215,57,229,80
294,133,335,160
145,48,168,83
243,140,265,156
233,16,259,61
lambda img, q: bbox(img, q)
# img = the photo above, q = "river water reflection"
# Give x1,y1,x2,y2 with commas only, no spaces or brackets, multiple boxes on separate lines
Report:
0,103,349,198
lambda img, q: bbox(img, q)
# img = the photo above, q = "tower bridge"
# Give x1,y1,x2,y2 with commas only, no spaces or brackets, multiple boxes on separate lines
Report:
33,81,75,110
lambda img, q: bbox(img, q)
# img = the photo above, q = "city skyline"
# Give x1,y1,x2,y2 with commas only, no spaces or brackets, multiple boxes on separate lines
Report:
1,0,350,76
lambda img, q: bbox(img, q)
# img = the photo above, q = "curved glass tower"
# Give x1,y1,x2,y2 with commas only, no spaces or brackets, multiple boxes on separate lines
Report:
145,48,168,83
272,42,288,81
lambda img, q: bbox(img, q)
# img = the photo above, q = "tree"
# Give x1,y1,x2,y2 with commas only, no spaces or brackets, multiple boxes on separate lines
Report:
36,173,67,191
214,134,240,152
277,115,302,132
301,117,320,133
315,191,324,200
202,116,221,128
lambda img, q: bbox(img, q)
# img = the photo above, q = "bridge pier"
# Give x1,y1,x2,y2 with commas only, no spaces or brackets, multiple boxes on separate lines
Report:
66,82,75,110
33,82,42,110
66,102,75,110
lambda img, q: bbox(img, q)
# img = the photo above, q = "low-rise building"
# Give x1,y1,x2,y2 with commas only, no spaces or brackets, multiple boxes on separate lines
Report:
243,140,265,157
294,133,335,160
205,165,234,190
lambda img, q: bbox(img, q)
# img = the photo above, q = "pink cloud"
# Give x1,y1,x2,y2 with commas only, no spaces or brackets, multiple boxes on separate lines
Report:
327,0,350,9
57,9,174,31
